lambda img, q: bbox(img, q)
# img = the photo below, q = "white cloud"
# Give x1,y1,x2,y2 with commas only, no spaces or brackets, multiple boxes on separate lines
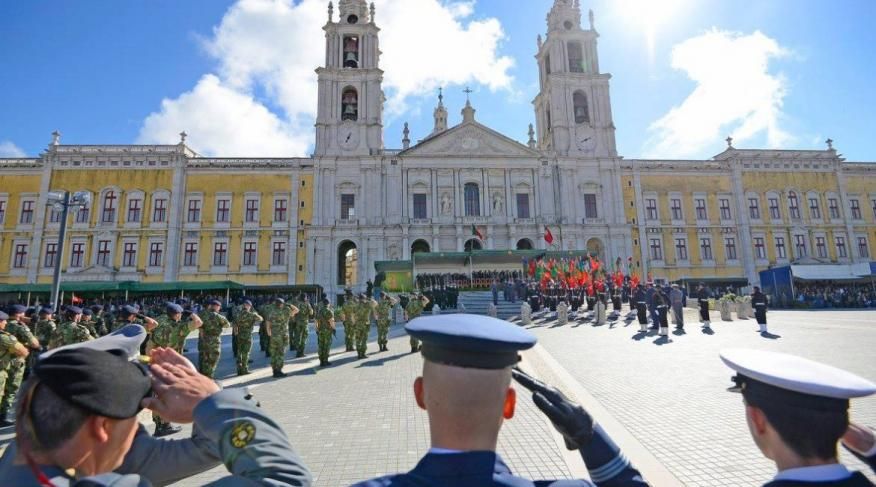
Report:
645,29,792,158
377,0,514,115
137,74,310,157
0,140,26,157
138,0,514,155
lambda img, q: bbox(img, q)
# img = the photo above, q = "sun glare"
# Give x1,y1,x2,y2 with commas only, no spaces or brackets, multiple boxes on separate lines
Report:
613,0,689,59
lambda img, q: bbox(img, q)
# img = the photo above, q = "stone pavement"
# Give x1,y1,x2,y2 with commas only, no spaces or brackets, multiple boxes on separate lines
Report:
1,309,874,486
518,306,876,486
171,324,577,486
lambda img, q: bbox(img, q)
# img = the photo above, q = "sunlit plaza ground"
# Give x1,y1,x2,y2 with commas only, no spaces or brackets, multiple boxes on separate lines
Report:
4,306,870,486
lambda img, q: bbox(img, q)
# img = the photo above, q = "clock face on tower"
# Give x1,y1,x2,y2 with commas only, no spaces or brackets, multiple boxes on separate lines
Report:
338,122,360,150
575,124,596,151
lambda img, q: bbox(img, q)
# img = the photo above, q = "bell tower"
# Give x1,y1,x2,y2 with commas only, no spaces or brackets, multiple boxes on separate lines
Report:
315,0,384,156
533,0,617,157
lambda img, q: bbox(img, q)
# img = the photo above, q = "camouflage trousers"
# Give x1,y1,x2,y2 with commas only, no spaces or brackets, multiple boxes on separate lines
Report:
236,325,254,374
0,369,7,416
198,335,222,379
377,319,391,348
342,322,355,351
259,323,270,352
317,327,333,364
293,322,308,357
408,314,422,352
269,330,289,372
0,358,25,415
288,321,297,351
355,321,370,358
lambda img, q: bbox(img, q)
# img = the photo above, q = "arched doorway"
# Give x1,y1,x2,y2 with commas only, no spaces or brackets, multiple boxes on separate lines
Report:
516,238,534,250
411,239,431,255
586,238,604,260
464,239,483,252
337,240,358,288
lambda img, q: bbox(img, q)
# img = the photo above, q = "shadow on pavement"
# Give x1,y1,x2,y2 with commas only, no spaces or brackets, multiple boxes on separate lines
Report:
653,336,672,346
357,352,409,368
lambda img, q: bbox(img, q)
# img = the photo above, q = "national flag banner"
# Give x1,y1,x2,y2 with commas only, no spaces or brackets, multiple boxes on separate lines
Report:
471,224,485,241
544,226,554,244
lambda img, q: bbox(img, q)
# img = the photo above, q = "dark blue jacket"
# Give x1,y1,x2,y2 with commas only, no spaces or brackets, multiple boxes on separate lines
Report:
351,425,648,487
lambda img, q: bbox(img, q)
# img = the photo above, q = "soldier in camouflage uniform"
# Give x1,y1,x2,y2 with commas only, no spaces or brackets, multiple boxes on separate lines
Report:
233,299,263,375
80,308,100,337
33,307,57,351
340,290,358,352
48,306,95,350
314,297,335,367
198,299,230,379
354,294,376,359
264,298,298,378
376,293,397,352
0,310,30,428
149,302,203,436
258,301,271,356
1,305,40,427
89,304,108,336
405,293,429,353
292,294,314,358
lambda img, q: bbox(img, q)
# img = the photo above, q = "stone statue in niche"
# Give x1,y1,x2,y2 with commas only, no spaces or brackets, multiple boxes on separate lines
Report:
440,193,453,215
492,193,504,214
388,244,400,260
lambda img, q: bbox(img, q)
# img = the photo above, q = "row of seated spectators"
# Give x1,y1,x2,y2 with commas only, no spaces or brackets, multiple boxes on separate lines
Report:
792,282,876,309
416,270,525,290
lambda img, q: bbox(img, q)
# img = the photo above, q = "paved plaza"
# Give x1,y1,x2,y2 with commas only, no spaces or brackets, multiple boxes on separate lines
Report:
0,307,874,486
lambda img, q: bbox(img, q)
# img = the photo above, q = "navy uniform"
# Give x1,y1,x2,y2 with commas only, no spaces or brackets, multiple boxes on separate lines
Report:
752,286,769,334
721,349,876,486
611,285,623,312
653,288,670,337
633,285,648,333
696,283,711,330
644,284,657,329
352,314,647,487
0,324,312,486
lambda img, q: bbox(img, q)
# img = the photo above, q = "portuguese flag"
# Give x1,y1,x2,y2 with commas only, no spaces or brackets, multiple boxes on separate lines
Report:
471,224,485,240
544,226,554,245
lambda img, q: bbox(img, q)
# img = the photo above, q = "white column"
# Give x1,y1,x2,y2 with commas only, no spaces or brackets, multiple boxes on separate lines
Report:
731,165,757,285
632,168,648,278
26,159,54,282
164,157,187,281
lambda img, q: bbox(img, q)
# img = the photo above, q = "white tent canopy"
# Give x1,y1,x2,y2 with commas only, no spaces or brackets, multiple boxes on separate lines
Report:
791,263,873,281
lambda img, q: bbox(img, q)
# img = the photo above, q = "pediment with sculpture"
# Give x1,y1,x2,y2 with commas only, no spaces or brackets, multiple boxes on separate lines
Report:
400,121,540,158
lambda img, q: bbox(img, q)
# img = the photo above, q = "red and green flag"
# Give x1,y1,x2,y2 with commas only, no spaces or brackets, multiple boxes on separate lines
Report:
544,226,554,245
471,224,485,241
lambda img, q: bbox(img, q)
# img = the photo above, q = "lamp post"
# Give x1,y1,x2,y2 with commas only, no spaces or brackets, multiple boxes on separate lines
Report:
46,190,90,313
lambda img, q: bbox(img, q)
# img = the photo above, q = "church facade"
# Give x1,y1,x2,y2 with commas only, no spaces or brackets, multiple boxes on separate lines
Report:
0,0,874,299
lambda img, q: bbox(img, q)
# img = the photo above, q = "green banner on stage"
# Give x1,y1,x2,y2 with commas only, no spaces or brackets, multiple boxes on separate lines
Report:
383,270,414,292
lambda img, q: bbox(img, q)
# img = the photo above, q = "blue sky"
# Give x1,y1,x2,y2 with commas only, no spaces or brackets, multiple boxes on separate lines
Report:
1,0,875,161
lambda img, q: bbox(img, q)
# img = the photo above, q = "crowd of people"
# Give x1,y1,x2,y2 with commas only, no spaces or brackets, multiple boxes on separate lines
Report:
794,282,876,309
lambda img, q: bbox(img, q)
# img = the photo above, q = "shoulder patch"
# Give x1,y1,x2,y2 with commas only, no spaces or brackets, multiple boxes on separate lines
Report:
230,421,256,448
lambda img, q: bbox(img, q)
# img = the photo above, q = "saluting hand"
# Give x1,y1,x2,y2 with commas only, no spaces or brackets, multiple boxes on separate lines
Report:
842,422,875,455
512,368,594,450
142,347,219,424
